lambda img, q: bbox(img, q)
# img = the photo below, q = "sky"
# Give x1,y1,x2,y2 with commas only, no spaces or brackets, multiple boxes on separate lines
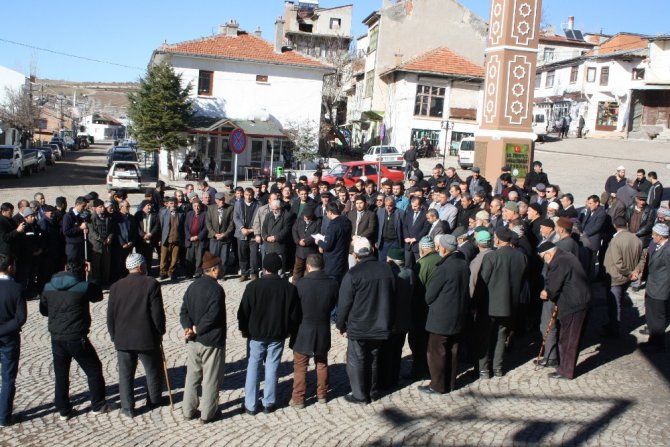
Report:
1,0,669,83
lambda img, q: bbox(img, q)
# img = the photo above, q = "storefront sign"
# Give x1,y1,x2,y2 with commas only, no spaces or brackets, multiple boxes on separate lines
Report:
505,143,530,178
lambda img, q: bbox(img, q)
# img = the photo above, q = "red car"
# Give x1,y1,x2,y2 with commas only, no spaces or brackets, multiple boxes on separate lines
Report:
321,161,404,187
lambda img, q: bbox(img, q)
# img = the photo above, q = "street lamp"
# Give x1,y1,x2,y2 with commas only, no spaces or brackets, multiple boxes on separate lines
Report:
441,120,453,166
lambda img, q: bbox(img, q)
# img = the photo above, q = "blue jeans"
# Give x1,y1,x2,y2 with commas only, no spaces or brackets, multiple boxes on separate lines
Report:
244,339,284,411
0,335,20,424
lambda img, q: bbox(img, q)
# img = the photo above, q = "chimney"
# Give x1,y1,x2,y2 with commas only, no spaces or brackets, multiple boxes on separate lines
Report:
254,26,262,38
219,19,239,37
567,16,575,31
274,16,285,53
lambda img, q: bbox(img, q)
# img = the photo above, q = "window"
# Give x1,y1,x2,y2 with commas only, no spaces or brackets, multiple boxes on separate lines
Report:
600,67,610,86
329,18,341,30
570,66,578,83
632,68,645,80
414,85,445,118
198,70,213,96
256,75,268,83
368,27,379,54
364,164,378,176
596,101,619,131
586,67,596,82
298,23,313,33
543,48,555,62
535,72,543,89
545,70,555,88
364,70,374,98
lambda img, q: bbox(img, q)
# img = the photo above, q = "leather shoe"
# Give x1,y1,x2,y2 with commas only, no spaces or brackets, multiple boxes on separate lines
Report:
343,393,367,405
242,406,257,416
548,372,570,380
240,275,250,282
478,370,490,380
263,405,276,414
288,399,304,409
493,369,504,377
418,385,442,395
533,358,558,368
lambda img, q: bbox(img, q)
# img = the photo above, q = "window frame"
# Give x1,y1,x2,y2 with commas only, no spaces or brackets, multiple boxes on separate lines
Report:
535,72,543,89
569,66,578,84
197,70,214,96
256,74,269,84
586,67,596,83
545,70,555,88
413,84,446,118
329,18,341,30
364,70,375,98
600,67,610,86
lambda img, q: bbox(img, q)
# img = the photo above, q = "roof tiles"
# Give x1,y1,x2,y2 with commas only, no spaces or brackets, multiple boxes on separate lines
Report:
395,47,484,78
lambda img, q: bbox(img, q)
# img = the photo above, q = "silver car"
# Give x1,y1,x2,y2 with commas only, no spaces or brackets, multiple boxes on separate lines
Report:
362,145,404,168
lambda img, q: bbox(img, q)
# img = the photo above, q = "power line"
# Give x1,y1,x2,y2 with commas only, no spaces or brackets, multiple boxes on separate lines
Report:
0,37,145,71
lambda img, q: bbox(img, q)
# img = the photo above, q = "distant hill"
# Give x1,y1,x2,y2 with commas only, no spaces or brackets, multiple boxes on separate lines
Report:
36,78,139,118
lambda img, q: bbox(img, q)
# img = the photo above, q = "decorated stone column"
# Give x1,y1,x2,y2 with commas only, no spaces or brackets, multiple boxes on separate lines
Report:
475,0,542,180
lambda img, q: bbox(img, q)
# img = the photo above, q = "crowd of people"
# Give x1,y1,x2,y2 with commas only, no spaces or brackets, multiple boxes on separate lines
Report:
0,160,669,426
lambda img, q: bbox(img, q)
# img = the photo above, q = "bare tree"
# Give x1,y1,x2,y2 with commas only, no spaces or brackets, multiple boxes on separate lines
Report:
282,119,320,166
0,86,39,146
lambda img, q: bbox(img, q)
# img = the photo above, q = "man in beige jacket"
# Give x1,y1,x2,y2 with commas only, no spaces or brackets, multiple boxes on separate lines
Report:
602,216,642,338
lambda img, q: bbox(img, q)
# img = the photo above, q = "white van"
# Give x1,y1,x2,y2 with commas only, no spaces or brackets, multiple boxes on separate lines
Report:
532,110,549,142
458,137,475,169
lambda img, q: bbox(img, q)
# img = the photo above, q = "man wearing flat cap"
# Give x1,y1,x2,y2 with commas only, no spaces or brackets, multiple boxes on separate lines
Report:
87,199,114,287
180,252,227,423
539,242,591,379
135,200,159,276
602,217,642,338
477,227,527,378
206,192,235,276
184,198,208,278
626,191,657,249
419,234,469,395
158,196,185,281
634,223,670,352
238,253,300,415
108,254,166,418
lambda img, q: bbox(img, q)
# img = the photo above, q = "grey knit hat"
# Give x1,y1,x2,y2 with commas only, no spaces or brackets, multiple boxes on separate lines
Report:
125,253,145,270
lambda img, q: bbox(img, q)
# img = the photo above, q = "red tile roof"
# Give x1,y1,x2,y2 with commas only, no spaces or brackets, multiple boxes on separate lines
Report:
392,47,484,78
163,32,328,69
540,34,594,47
594,33,648,55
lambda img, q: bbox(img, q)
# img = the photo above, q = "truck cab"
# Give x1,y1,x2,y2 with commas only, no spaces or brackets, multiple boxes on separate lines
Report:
532,110,548,142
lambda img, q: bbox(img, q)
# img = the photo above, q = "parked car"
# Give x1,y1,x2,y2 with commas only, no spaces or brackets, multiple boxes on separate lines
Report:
64,136,77,150
363,145,404,168
458,137,475,169
24,149,47,172
321,161,404,187
107,161,142,191
39,147,56,165
0,145,40,178
107,146,138,168
44,144,63,160
532,110,549,142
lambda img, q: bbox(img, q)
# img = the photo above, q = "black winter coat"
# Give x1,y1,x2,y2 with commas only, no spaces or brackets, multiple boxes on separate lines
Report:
425,252,470,335
545,249,592,319
317,215,352,280
237,274,300,341
180,275,226,347
292,217,321,259
40,272,103,340
292,271,339,355
107,273,166,351
336,257,395,340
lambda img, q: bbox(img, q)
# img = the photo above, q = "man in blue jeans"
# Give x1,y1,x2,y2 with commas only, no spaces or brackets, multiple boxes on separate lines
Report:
237,253,299,415
0,254,27,426
41,260,113,419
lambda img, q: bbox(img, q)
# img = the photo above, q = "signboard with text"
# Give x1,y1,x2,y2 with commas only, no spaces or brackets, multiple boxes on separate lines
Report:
505,143,530,178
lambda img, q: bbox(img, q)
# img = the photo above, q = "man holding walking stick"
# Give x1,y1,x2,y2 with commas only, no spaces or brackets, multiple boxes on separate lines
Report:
538,242,592,380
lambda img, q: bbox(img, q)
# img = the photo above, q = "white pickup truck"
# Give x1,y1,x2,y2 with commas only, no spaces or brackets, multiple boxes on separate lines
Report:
0,145,39,178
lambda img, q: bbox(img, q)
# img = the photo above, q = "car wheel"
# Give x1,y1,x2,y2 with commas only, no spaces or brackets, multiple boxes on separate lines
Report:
15,169,21,179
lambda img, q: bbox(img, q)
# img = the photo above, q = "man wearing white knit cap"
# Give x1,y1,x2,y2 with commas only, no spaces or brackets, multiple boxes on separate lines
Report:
108,253,166,418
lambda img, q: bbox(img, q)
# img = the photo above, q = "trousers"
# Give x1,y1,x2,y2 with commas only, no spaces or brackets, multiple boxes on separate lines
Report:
184,241,204,277
378,333,406,389
645,296,670,347
182,341,225,421
51,338,106,415
291,351,328,404
117,349,163,411
606,282,629,332
427,333,459,393
159,243,180,276
540,301,559,361
556,310,588,379
0,335,20,424
244,339,284,411
478,316,511,372
346,339,382,402
237,238,259,276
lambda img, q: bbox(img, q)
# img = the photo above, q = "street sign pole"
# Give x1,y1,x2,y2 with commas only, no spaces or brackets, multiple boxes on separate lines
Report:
234,153,238,188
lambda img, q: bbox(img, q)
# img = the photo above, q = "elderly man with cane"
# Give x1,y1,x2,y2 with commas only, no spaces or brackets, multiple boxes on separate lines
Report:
538,242,592,380
107,254,166,418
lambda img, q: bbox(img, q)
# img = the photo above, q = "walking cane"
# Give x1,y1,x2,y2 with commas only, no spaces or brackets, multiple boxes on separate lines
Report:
535,304,558,371
83,228,89,281
160,343,174,412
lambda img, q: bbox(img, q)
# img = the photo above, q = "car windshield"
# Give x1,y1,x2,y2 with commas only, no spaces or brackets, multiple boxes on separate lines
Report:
0,148,13,159
113,164,138,174
382,147,397,154
328,164,349,176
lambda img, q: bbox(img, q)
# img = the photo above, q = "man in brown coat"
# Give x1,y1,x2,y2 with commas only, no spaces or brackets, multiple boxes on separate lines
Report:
602,217,642,338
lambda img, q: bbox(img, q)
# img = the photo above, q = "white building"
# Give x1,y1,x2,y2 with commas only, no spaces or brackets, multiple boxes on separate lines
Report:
80,112,125,141
150,20,330,178
0,65,28,145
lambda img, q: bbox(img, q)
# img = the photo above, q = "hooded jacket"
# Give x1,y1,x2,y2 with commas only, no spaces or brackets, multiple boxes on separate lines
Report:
40,271,103,340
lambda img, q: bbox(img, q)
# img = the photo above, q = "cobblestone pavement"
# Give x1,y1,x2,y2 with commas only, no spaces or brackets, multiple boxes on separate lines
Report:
0,141,669,446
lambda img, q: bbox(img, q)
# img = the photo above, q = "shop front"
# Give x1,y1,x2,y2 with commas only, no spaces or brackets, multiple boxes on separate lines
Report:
595,101,619,131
